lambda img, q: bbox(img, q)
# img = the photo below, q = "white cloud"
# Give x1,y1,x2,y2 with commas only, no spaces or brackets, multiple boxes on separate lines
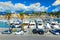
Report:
25,3,49,12
52,0,60,6
0,1,14,12
52,7,60,12
0,2,49,12
15,3,26,10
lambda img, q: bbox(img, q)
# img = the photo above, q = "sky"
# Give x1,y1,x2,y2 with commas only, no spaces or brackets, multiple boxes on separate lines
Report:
0,0,60,13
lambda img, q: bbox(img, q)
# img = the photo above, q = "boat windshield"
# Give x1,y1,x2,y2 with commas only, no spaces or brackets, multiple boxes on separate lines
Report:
23,23,28,26
29,24,35,26
38,24,42,25
51,23,57,25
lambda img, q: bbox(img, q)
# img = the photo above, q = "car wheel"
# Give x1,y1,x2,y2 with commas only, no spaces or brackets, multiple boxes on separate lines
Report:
32,29,37,34
38,32,44,35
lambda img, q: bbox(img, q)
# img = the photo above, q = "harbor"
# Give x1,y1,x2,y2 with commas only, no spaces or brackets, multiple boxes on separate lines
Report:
0,0,60,40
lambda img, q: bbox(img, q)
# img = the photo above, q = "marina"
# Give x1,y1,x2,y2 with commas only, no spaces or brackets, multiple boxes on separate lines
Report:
0,18,60,35
0,0,60,40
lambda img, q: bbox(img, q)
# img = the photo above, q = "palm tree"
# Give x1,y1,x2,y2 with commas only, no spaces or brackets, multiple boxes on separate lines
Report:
19,12,24,30
6,12,11,30
19,12,24,20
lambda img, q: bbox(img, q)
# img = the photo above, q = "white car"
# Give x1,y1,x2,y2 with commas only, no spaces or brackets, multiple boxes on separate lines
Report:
15,30,24,35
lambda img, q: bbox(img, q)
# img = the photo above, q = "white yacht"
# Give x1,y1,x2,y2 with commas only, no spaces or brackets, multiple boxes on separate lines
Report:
46,23,51,29
23,19,30,29
36,19,44,29
29,20,36,29
51,21,59,29
10,18,22,28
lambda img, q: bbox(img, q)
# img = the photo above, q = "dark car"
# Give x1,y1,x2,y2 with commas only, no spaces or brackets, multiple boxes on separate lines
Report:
32,29,37,34
32,29,44,34
49,29,60,35
37,29,44,35
2,30,12,34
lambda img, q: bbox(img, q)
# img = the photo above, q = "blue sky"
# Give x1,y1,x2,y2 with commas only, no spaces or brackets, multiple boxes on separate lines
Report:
0,0,60,13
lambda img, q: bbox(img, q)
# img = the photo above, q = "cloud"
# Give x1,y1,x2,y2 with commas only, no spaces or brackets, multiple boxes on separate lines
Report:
15,3,26,10
0,1,49,12
52,6,60,12
24,2,49,12
0,1,14,12
52,0,60,6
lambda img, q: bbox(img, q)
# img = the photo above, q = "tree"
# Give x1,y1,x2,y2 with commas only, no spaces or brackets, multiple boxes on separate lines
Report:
19,12,24,30
6,12,11,30
19,12,24,20
6,12,11,20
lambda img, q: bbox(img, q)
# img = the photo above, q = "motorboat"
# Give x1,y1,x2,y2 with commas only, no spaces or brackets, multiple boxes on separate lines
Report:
37,22,44,29
29,20,36,29
45,23,51,29
36,19,44,29
22,19,30,31
51,21,59,29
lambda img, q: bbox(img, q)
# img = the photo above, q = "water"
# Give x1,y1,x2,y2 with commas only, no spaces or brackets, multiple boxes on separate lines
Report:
54,18,60,23
0,21,9,28
0,18,60,28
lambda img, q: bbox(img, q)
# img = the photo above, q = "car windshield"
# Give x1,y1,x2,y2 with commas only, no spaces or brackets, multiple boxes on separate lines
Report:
5,31,8,32
38,29,43,31
52,30,60,32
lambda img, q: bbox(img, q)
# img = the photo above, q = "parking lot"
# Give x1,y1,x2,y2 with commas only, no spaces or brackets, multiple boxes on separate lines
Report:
0,33,60,40
0,27,60,40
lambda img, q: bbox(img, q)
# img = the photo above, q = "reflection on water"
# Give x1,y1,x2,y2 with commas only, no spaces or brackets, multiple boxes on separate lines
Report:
54,18,60,23
0,20,9,28
0,18,60,28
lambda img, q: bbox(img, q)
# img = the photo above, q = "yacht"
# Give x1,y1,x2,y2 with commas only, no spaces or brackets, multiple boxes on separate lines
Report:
51,21,59,29
29,20,36,29
10,18,22,28
46,23,51,29
23,19,30,30
36,19,44,29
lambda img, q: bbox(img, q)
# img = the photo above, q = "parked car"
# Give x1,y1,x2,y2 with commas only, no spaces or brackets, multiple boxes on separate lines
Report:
14,30,24,35
37,29,44,35
2,30,12,34
32,29,37,34
49,29,60,35
32,29,44,35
